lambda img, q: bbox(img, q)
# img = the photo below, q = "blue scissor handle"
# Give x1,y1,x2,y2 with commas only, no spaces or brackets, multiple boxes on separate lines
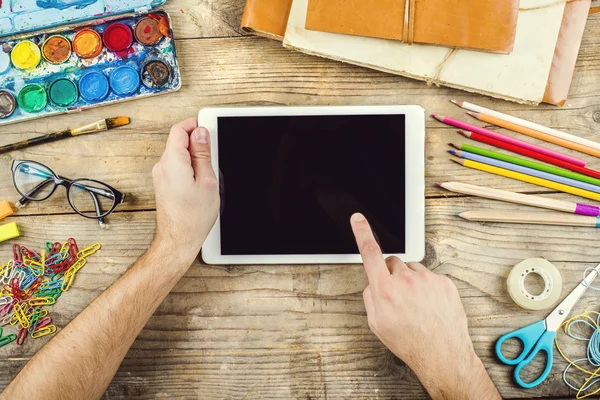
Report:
496,320,547,365
514,330,556,389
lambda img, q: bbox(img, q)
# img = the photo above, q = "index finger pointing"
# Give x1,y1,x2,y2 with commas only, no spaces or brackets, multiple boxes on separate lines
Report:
351,213,389,284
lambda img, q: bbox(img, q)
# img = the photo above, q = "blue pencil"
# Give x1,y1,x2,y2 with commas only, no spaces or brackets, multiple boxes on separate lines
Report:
449,149,600,194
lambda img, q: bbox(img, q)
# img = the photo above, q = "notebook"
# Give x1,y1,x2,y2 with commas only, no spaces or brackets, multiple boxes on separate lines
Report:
241,0,292,40
282,0,591,106
304,0,519,53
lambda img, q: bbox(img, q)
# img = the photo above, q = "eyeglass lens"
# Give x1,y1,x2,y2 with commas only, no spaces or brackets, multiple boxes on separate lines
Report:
69,180,116,218
13,162,56,200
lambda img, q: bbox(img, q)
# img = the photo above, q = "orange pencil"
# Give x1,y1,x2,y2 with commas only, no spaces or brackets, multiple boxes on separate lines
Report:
467,111,600,158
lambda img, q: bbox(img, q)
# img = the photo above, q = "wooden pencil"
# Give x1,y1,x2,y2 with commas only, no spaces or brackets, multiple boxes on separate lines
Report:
437,182,600,216
450,157,600,202
0,116,130,154
450,143,600,187
459,130,600,180
432,114,587,166
466,111,600,158
450,99,600,151
458,210,600,228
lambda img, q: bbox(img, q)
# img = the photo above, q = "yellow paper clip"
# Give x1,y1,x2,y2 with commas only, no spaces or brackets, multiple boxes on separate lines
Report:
31,324,57,339
0,261,11,276
77,243,101,259
70,258,87,274
9,312,18,326
28,297,55,307
61,272,75,292
60,242,70,253
13,303,29,328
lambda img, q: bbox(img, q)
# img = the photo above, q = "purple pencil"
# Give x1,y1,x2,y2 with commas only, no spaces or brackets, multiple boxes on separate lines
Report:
436,182,600,217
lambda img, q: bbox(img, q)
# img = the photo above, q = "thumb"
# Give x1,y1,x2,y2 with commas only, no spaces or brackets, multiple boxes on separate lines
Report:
189,127,214,182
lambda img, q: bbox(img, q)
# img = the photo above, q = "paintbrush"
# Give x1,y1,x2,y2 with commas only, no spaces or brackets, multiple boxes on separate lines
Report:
0,116,130,154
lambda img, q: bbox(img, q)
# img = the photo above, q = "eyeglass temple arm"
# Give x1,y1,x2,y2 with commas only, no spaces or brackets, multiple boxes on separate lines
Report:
88,191,106,229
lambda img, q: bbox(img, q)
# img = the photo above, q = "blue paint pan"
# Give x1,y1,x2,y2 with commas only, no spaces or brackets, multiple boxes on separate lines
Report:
79,71,109,102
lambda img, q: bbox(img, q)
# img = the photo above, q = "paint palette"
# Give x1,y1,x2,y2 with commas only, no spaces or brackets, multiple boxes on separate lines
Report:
0,1,181,125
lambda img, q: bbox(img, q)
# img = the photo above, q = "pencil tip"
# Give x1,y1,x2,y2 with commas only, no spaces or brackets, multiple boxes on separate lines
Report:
435,182,442,187
450,100,464,108
466,111,479,118
449,143,460,149
450,157,464,165
448,149,456,155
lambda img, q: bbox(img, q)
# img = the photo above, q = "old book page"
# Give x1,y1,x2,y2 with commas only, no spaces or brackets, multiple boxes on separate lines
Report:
285,0,566,104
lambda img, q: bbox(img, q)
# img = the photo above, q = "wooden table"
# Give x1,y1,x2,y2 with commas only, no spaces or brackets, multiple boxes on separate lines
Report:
0,2,599,398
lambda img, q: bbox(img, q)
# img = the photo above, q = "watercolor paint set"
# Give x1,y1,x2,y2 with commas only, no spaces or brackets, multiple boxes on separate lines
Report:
0,0,181,125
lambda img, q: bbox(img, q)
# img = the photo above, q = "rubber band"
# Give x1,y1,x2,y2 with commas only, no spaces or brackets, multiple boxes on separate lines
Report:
555,311,600,398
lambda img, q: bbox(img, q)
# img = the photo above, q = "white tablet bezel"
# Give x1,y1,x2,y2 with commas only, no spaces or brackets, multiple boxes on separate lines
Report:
200,105,425,265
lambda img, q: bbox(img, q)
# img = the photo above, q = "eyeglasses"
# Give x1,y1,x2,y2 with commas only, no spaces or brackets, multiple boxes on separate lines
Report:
11,160,125,228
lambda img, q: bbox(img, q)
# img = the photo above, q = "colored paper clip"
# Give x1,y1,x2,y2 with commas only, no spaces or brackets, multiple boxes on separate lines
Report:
39,280,62,291
61,272,75,292
28,308,43,333
31,324,56,339
28,297,55,307
13,303,29,328
0,296,11,306
16,326,27,345
0,260,15,285
13,244,22,263
35,316,52,331
77,243,101,259
0,333,16,347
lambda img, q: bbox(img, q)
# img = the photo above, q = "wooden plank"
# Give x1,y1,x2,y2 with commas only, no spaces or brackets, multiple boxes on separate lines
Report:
0,200,599,398
0,18,599,215
165,0,247,39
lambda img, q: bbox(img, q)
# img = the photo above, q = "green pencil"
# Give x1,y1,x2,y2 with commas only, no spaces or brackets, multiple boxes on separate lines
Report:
450,142,600,187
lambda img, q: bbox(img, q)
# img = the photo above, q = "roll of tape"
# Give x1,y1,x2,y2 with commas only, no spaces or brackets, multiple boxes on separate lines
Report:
507,258,562,310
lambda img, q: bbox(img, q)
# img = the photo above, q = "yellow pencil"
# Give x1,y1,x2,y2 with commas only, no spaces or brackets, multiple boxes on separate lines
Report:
451,158,600,202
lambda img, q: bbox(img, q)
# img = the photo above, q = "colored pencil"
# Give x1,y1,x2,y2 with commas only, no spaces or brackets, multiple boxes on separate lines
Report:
449,149,600,194
437,182,600,216
432,114,586,166
0,116,131,154
459,131,600,180
466,111,600,158
458,210,600,228
450,99,600,152
450,158,600,202
449,143,600,187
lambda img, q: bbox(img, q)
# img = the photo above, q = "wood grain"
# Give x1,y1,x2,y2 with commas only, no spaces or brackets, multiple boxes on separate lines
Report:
0,3,598,400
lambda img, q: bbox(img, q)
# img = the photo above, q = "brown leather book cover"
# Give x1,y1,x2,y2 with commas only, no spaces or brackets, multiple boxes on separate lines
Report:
543,0,592,106
241,0,293,40
304,0,519,53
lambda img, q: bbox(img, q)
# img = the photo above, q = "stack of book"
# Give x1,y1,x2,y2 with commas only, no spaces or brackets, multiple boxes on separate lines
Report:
241,0,594,105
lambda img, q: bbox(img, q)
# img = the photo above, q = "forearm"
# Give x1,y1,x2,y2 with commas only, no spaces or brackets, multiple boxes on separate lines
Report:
415,351,501,400
2,240,197,400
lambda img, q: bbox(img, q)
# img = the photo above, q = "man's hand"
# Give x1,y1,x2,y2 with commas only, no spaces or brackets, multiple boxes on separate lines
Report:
152,118,219,262
350,213,500,399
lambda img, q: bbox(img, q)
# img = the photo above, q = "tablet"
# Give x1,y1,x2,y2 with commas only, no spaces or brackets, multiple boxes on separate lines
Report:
200,105,425,265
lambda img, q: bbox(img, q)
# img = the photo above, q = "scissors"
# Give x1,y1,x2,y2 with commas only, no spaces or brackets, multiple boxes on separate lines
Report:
496,263,600,389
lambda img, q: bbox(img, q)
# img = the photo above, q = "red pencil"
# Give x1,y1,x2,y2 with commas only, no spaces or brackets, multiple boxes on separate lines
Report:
459,130,600,180
432,114,587,167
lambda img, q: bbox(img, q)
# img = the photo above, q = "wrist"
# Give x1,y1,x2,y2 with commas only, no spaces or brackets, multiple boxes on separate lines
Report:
149,234,202,268
413,350,498,399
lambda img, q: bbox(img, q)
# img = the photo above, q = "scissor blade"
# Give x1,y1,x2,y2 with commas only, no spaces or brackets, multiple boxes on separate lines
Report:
545,263,600,332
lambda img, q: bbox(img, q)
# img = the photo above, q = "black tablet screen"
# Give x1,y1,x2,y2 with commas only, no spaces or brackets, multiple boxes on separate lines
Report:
217,114,406,255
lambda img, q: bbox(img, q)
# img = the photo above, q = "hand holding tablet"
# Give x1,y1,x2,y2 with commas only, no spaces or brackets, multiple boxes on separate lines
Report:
200,105,426,264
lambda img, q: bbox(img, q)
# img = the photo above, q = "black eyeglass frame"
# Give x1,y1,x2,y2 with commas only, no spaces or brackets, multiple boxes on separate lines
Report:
11,160,126,221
